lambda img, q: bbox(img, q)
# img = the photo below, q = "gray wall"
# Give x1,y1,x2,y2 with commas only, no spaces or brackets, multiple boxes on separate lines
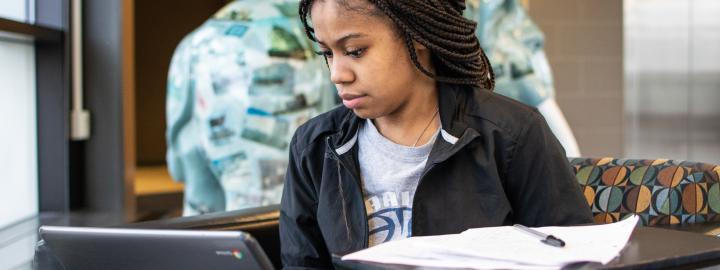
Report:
529,0,625,158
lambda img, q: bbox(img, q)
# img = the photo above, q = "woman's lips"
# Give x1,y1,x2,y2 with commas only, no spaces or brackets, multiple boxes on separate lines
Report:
340,93,366,109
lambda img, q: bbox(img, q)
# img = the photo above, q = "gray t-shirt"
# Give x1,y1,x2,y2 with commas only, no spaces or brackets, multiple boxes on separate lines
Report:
358,119,438,247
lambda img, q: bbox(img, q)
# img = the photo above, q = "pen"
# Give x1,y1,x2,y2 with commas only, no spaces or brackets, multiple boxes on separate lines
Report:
513,224,566,247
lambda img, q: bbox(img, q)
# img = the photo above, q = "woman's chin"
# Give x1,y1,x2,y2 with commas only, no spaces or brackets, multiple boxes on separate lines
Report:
351,108,381,120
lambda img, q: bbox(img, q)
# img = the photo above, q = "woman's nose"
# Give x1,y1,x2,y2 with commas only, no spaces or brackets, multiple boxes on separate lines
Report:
329,58,354,85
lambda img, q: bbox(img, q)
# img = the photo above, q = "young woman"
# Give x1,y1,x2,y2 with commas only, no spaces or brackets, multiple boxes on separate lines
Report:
280,0,593,268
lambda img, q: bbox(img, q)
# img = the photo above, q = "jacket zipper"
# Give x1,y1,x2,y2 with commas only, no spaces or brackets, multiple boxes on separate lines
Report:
326,136,370,249
336,159,352,243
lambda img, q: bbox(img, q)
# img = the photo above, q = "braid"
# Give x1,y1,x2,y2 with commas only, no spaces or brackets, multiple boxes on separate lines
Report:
298,0,495,90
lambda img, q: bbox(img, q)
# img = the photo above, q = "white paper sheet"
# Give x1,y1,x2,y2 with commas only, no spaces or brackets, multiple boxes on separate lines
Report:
342,215,639,269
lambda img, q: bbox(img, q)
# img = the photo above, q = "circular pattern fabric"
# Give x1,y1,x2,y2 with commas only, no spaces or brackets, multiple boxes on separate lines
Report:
595,186,623,213
623,185,652,213
569,158,720,226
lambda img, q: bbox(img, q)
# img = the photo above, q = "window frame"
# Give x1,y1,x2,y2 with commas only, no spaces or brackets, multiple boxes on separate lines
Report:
0,0,71,213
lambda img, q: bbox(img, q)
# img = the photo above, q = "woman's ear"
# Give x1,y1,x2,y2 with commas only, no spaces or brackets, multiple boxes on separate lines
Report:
412,40,428,52
412,40,433,70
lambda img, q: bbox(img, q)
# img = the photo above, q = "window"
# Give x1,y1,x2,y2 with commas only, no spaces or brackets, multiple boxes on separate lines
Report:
0,0,34,23
0,1,38,229
624,0,720,163
0,0,65,229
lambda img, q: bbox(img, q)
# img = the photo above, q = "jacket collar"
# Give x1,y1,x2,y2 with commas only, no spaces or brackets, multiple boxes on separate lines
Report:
329,82,488,159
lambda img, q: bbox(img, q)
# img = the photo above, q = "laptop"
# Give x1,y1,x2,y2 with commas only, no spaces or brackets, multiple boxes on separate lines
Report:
37,226,275,270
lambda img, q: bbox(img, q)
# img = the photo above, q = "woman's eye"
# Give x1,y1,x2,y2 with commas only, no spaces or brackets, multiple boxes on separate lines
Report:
345,48,365,58
314,50,333,58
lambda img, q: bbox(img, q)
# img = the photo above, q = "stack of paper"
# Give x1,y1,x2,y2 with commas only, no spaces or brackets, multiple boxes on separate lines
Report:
342,215,639,269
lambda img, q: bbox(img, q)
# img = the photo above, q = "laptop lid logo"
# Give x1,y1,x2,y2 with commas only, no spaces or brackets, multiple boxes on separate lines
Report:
215,249,243,260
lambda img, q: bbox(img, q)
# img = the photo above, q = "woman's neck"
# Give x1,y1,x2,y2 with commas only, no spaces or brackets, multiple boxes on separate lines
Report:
372,81,440,147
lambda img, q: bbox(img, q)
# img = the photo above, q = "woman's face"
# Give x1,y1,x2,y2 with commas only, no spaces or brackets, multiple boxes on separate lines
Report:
311,0,433,119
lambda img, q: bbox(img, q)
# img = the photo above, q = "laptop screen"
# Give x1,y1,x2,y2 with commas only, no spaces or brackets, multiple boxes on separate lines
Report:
38,226,274,270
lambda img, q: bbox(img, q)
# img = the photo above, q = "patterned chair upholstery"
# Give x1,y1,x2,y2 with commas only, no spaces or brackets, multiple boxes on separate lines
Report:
569,157,720,226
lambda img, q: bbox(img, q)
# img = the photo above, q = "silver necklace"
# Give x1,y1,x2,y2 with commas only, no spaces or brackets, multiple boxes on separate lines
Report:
412,108,439,147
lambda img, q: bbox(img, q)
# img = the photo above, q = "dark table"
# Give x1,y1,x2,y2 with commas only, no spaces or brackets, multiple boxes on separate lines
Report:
602,227,720,269
333,226,720,270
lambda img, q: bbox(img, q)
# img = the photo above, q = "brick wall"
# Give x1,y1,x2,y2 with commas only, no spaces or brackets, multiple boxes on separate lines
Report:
529,0,624,157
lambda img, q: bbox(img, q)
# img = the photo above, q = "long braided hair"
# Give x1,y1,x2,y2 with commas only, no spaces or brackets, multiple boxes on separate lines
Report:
298,0,495,90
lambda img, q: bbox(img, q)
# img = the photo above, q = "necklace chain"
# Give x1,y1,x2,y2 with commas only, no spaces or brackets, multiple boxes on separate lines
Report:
412,108,439,147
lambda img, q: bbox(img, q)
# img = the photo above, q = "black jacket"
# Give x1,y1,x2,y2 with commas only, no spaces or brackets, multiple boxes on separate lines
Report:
280,83,593,269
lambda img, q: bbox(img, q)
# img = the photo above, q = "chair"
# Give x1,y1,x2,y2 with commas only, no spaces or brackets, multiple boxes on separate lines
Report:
569,157,720,227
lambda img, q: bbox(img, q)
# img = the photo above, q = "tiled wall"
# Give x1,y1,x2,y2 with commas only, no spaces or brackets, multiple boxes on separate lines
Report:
528,0,625,157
